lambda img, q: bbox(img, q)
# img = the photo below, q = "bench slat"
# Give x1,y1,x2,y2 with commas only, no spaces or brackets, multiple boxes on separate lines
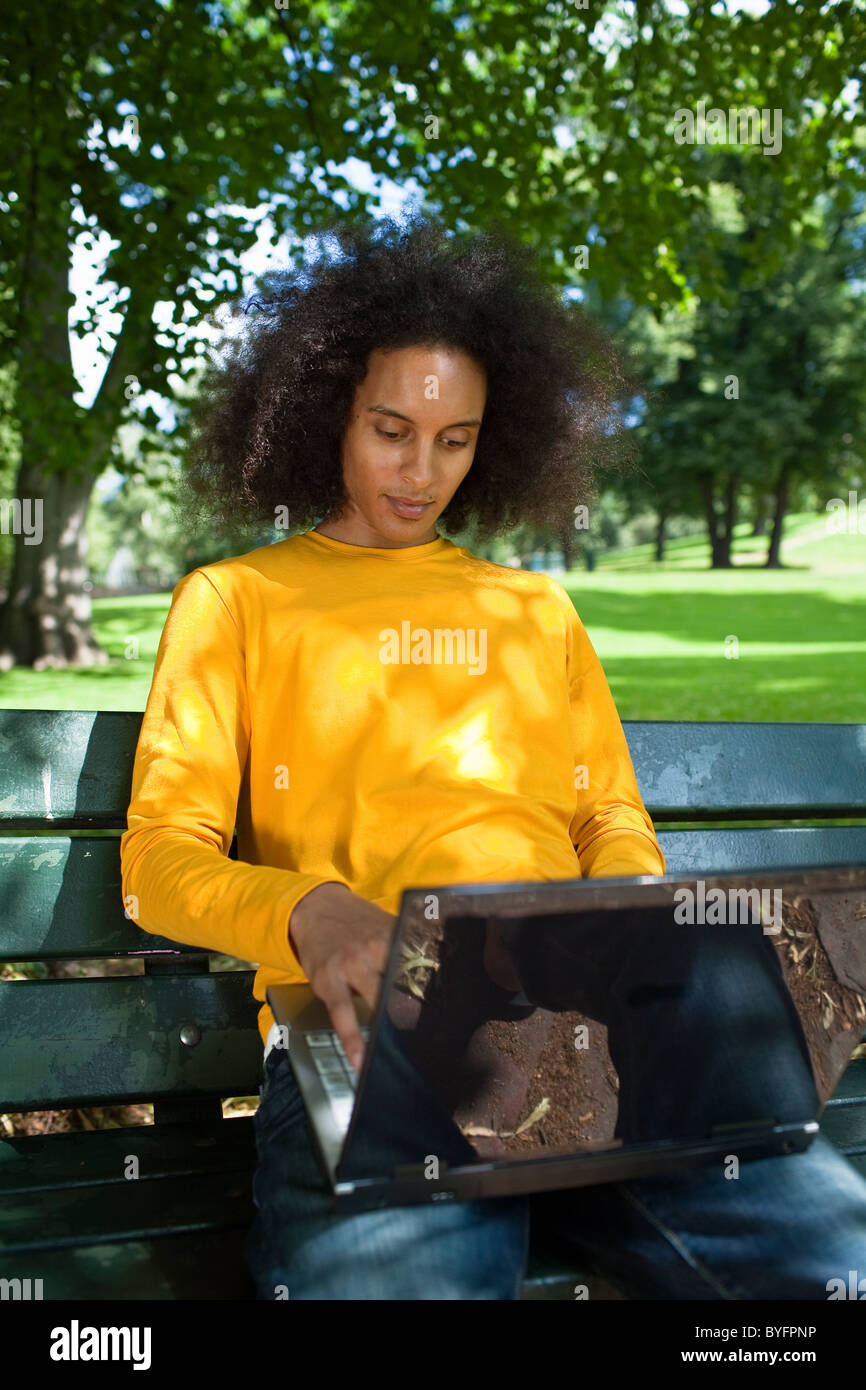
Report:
0,973,263,1110
659,826,866,873
0,711,140,828
0,1117,257,1195
0,1166,255,1254
820,1106,866,1153
627,721,866,820
2,711,865,826
3,827,865,961
0,837,204,960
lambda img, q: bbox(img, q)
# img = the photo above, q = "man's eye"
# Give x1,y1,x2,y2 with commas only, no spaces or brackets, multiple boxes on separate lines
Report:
375,427,467,447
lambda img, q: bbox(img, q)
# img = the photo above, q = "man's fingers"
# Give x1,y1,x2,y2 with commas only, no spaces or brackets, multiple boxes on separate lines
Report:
318,972,367,1073
331,926,392,1015
307,921,396,1072
345,954,386,1014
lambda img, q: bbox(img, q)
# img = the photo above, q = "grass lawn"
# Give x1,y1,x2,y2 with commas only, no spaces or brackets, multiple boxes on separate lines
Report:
0,511,863,721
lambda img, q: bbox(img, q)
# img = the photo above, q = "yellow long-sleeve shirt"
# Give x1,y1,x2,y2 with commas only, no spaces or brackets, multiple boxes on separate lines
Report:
120,528,665,1047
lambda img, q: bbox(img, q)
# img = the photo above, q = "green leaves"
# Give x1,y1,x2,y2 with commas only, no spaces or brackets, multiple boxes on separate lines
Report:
2,0,864,489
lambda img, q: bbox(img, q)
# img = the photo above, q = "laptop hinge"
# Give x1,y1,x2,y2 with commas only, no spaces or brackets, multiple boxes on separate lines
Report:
709,1117,777,1135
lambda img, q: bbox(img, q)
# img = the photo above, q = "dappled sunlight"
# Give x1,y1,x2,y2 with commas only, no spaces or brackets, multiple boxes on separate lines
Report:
422,704,510,784
498,636,556,705
334,644,382,692
472,584,524,620
176,692,212,748
753,676,826,693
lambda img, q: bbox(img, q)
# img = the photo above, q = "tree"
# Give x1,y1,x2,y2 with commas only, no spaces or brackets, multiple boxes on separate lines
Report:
2,0,864,662
626,170,866,568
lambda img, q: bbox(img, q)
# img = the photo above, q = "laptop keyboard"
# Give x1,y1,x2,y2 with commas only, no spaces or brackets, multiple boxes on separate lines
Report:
306,1027,371,1130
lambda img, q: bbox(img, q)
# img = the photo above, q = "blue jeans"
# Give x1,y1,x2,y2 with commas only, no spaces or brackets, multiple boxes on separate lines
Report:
244,919,866,1299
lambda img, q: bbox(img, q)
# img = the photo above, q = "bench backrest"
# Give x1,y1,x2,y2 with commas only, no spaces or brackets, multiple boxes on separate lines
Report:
2,711,864,1119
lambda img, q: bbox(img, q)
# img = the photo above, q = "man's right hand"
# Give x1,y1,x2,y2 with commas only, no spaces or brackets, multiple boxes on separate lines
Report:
288,882,397,1073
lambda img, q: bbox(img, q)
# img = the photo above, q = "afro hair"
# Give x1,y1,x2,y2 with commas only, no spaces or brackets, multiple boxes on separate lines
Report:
179,212,642,544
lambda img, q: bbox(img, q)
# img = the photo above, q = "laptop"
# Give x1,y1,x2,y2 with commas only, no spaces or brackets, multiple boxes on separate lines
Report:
266,863,866,1213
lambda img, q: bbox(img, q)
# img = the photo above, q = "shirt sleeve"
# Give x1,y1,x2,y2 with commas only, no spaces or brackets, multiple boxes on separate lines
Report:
560,588,666,879
119,567,349,975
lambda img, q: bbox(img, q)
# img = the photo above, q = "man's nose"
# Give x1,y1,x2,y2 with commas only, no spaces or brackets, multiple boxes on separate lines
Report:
398,439,437,490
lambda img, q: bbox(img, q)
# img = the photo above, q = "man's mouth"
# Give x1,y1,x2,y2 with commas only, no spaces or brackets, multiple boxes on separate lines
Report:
385,496,434,519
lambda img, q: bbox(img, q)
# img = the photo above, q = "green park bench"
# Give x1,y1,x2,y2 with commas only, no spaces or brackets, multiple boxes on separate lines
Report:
1,709,865,1300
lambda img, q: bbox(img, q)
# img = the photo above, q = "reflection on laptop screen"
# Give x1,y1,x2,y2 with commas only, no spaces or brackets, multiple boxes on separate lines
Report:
370,884,864,1166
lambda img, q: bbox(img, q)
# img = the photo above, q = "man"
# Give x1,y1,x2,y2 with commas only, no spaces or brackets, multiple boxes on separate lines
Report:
121,215,866,1299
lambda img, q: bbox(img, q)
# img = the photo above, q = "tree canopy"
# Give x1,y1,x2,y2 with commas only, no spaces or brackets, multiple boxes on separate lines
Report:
1,0,864,660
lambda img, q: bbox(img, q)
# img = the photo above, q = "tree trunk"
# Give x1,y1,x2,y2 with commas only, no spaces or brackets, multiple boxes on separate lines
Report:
721,473,736,567
765,463,791,568
0,165,145,668
654,510,667,562
752,494,768,537
701,475,730,568
0,460,105,669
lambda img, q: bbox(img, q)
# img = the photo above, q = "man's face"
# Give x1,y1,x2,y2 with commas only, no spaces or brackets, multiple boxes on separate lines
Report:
317,343,487,547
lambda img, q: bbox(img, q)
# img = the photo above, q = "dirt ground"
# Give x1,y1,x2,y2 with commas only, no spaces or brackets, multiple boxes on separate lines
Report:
773,889,866,1100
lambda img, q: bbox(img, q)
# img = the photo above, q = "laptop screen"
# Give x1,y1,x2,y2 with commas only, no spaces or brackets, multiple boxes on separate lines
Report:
339,872,866,1178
